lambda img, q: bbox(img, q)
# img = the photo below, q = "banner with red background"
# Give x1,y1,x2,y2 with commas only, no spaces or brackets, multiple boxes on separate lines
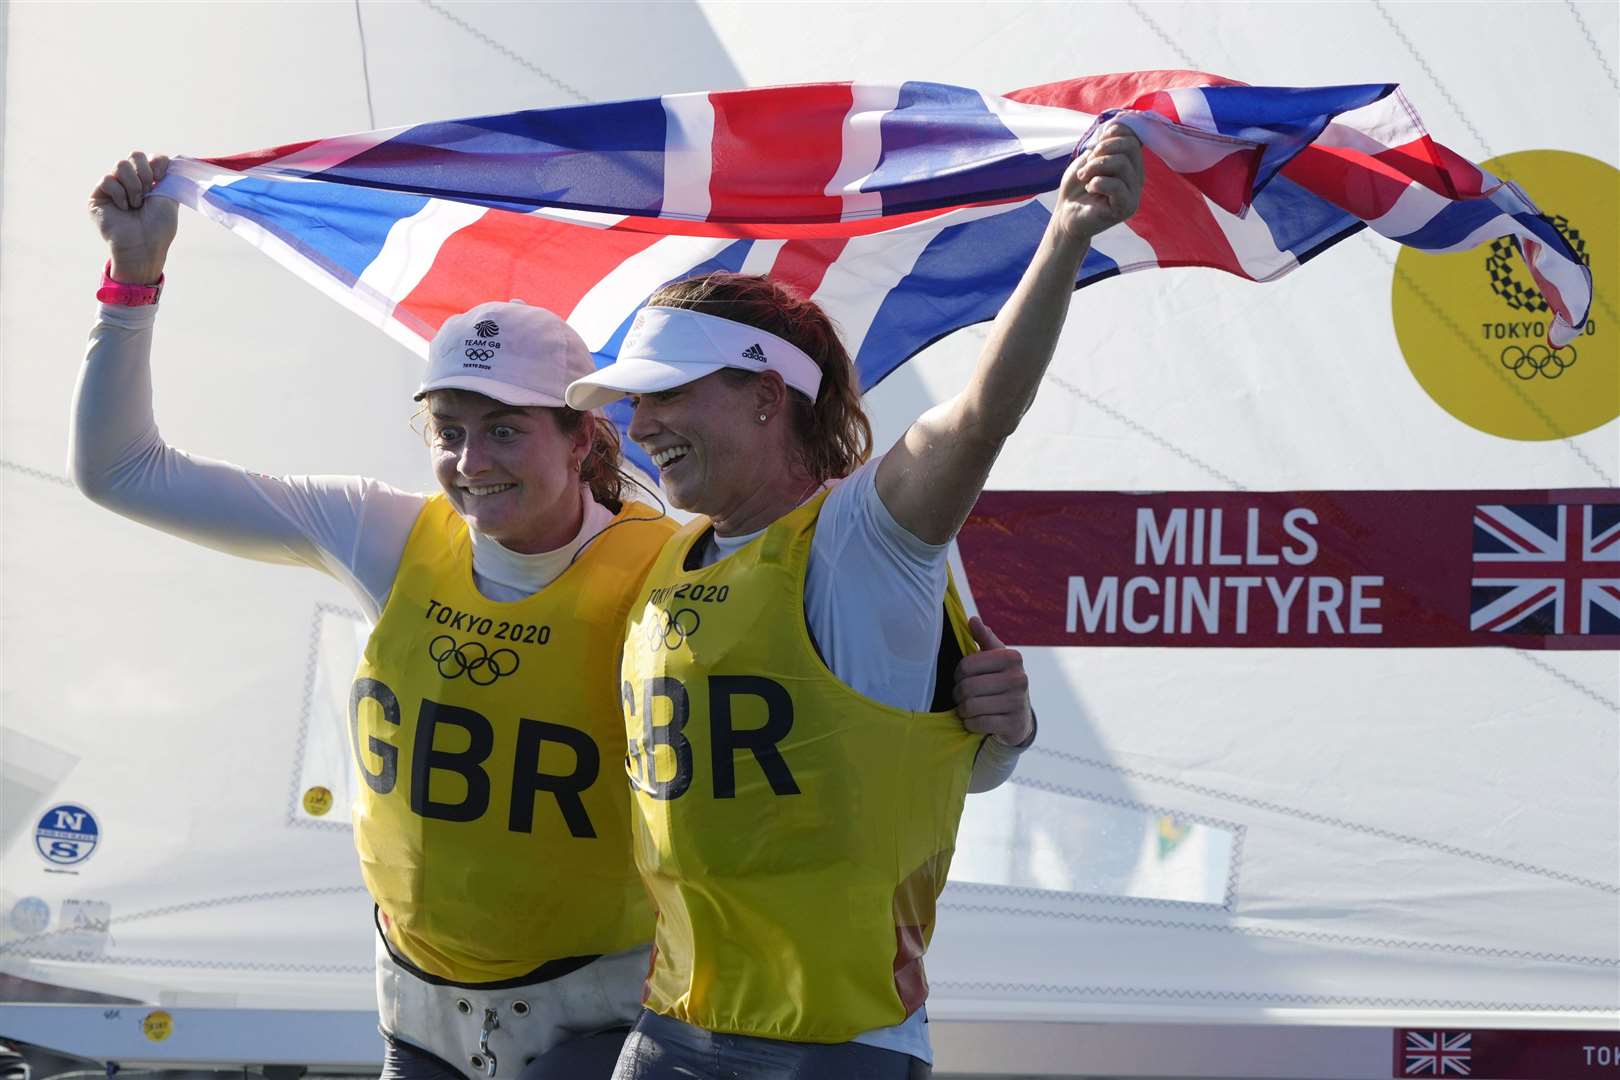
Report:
956,489,1620,650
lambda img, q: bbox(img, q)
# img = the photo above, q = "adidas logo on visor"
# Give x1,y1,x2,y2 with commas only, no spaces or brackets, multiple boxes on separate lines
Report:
741,343,768,363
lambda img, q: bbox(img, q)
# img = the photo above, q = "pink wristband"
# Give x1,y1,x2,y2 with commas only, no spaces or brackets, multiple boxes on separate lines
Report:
96,261,163,306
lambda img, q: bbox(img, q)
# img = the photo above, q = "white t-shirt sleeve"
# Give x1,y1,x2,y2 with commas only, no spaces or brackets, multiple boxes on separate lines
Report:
806,457,1025,794
805,457,951,702
70,304,422,619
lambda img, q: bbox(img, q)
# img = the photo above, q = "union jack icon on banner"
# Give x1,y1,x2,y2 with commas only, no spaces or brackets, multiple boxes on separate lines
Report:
1403,1031,1472,1076
1470,504,1620,635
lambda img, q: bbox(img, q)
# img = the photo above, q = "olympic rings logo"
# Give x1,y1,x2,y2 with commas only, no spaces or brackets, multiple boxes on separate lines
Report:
465,348,495,362
1500,344,1576,380
643,608,700,652
428,635,520,685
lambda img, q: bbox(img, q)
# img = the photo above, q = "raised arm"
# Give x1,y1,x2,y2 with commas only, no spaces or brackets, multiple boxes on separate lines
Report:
73,153,419,616
874,126,1144,544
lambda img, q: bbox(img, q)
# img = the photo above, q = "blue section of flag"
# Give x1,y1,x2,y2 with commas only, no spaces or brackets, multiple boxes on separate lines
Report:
1247,174,1360,264
1389,197,1505,251
1506,504,1560,536
855,200,1118,390
1592,601,1620,635
203,179,428,287
869,81,1064,216
1472,523,1515,556
332,99,670,216
1200,84,1393,193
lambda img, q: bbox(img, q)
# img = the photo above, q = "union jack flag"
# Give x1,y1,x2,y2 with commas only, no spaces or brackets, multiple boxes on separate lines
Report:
1402,1031,1472,1076
149,73,1591,475
1470,504,1620,635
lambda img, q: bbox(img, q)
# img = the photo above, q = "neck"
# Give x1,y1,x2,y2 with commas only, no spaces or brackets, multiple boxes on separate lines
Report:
710,469,819,537
500,484,588,554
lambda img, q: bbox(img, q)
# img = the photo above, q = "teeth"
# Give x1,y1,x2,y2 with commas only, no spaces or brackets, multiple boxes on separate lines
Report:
464,483,515,496
651,446,690,468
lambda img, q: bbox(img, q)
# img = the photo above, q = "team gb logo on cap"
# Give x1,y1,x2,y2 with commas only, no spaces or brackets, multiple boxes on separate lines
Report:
464,319,501,371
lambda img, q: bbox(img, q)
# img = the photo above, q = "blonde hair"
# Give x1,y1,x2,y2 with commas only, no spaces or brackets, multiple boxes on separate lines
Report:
646,272,872,483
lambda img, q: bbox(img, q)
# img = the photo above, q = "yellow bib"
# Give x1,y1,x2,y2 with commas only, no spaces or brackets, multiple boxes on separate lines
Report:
621,489,982,1041
353,495,674,984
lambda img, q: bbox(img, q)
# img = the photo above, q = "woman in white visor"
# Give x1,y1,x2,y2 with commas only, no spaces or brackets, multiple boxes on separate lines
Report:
566,125,1144,1079
74,152,1036,1080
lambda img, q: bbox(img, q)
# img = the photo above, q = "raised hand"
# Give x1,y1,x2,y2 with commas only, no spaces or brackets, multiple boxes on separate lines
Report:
953,616,1035,747
89,152,177,284
1051,123,1144,247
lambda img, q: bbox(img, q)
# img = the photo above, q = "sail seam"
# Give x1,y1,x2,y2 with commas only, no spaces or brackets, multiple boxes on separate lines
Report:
1566,0,1620,93
1,458,74,487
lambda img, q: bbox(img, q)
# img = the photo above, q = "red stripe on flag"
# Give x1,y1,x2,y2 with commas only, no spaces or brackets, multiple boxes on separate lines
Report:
1374,136,1484,200
1480,585,1556,632
1282,145,1413,221
395,211,662,335
1177,150,1262,216
1005,70,1246,113
200,139,321,172
1126,150,1245,276
1591,523,1620,555
1134,90,1183,122
770,238,850,298
706,84,853,223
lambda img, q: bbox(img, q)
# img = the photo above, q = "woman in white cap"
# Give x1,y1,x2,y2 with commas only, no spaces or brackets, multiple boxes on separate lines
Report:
566,125,1144,1079
75,153,1037,1080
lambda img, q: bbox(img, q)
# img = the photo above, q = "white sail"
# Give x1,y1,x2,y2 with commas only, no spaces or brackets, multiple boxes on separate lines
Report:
2,0,1615,1071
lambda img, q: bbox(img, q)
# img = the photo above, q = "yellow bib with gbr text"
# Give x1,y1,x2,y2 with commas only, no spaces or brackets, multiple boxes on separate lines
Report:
621,490,982,1042
352,495,673,984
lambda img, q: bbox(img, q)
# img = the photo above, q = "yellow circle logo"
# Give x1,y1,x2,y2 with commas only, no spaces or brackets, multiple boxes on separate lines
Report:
142,1009,173,1042
301,786,334,817
1391,149,1615,440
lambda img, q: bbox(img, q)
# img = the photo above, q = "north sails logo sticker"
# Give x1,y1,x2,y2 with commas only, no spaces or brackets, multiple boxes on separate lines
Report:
474,320,500,338
35,804,99,867
741,343,768,363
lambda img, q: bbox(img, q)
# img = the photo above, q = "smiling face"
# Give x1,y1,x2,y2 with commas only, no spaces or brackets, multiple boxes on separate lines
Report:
627,371,783,528
426,390,590,554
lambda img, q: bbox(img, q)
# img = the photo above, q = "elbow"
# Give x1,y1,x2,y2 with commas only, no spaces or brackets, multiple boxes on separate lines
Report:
67,436,137,509
952,396,1030,448
70,456,118,506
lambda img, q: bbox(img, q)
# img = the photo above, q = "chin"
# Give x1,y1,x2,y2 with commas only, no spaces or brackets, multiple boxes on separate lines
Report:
662,479,711,515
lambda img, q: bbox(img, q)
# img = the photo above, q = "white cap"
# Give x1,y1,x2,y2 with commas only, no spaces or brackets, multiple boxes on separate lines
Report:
416,301,595,408
565,306,824,411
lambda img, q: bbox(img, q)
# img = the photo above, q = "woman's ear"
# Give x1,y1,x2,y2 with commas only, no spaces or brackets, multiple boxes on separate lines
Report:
753,371,790,420
567,412,594,467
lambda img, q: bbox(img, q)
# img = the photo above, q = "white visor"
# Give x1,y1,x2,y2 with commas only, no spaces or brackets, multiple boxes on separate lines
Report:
565,306,824,411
